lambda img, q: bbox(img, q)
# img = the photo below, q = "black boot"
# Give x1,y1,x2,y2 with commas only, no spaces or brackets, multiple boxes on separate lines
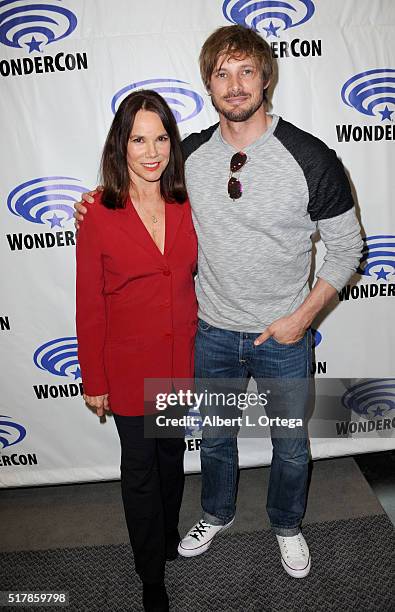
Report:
142,582,169,612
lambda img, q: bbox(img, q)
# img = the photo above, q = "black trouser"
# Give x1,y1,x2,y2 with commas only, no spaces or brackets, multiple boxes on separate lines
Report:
113,414,185,584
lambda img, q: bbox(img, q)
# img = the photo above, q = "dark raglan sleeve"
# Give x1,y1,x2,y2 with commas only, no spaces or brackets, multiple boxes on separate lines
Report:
274,118,363,291
181,123,220,162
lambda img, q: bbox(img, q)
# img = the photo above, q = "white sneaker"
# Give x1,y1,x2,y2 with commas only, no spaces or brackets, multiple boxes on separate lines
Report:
276,532,311,578
178,517,235,557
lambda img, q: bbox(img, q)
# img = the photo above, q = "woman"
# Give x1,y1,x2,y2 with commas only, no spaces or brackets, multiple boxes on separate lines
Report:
76,90,198,612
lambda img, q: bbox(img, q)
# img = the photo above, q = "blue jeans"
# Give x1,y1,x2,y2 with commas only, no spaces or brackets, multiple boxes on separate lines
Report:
195,319,312,536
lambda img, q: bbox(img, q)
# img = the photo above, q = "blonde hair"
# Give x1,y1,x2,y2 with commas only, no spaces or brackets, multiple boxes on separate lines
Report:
199,25,273,98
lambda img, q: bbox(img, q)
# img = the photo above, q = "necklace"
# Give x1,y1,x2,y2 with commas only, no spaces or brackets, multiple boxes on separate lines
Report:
151,215,158,224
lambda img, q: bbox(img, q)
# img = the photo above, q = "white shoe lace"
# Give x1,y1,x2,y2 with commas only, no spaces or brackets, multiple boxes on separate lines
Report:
280,534,308,560
188,520,210,541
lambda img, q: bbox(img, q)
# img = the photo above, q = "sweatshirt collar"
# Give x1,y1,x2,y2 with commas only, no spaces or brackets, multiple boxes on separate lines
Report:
216,114,279,153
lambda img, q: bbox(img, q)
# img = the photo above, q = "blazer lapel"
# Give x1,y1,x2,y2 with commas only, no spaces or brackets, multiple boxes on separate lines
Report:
117,197,165,265
115,197,185,263
165,201,185,257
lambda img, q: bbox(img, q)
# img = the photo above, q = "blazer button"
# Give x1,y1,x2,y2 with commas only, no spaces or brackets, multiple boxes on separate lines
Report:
163,270,171,276
165,332,173,337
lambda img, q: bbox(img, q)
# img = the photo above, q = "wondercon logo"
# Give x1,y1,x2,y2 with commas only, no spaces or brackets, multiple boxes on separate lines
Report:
111,79,204,123
222,0,315,37
341,69,395,122
185,407,203,437
357,235,395,281
311,329,322,348
7,176,89,228
33,336,81,380
0,0,77,53
0,415,26,448
342,379,395,418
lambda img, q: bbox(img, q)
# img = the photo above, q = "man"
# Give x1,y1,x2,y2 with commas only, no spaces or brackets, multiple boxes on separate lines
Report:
75,25,363,579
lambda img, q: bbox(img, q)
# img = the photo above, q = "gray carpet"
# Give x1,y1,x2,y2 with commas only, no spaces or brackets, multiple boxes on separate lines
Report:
1,514,394,612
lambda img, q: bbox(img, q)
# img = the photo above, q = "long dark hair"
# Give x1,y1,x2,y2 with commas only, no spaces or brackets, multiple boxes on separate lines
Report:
100,90,187,208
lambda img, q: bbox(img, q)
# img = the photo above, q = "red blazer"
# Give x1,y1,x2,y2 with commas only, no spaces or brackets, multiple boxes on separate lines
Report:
76,193,198,416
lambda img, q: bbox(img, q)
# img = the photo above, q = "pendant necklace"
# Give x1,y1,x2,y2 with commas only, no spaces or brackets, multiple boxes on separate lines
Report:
152,215,158,224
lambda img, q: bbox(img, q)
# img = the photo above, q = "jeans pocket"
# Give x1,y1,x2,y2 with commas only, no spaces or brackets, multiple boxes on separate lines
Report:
270,333,306,348
197,319,212,332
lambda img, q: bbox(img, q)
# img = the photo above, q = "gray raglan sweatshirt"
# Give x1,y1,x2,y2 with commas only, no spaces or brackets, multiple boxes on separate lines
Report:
182,115,363,333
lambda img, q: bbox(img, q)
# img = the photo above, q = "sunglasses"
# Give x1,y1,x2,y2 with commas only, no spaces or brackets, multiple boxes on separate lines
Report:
228,151,247,200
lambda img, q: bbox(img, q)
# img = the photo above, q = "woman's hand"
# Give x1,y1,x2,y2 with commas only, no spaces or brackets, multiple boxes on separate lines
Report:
73,187,101,228
83,393,109,417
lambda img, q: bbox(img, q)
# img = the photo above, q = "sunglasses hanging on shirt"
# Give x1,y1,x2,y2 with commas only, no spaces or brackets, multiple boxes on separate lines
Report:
228,151,247,200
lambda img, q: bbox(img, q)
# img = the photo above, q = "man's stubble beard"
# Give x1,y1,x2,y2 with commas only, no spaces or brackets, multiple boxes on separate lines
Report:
210,93,265,123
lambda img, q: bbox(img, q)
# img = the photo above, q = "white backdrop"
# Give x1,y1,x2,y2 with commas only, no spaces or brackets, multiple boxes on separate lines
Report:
1,0,394,487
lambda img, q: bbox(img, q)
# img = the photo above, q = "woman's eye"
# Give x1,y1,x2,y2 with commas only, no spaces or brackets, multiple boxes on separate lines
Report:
158,135,169,142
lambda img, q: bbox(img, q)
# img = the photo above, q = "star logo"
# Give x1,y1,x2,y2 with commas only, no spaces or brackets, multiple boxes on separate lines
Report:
375,267,391,281
263,21,281,38
378,105,393,122
372,406,385,417
25,36,43,53
48,213,63,228
71,367,81,380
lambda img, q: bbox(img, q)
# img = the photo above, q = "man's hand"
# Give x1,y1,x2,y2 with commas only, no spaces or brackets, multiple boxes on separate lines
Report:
83,393,109,417
254,314,306,346
73,187,101,229
254,278,338,346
